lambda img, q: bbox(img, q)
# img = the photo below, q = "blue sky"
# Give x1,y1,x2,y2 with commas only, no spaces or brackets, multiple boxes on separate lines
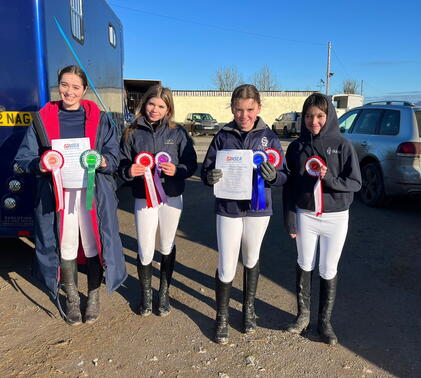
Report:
108,0,421,102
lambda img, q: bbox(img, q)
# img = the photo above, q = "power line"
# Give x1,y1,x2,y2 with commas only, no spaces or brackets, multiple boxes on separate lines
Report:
109,3,325,46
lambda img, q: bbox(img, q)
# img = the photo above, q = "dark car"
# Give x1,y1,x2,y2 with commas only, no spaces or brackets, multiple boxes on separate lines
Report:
184,113,220,136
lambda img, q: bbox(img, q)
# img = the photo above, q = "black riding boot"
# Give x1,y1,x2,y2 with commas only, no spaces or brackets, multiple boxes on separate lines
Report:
318,275,338,345
214,271,232,345
158,246,176,317
243,261,260,334
85,255,103,324
287,265,312,334
60,258,82,326
137,256,152,316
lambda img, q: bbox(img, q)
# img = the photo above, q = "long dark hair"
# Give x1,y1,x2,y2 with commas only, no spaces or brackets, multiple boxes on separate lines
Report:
123,85,175,141
302,93,329,116
58,65,88,89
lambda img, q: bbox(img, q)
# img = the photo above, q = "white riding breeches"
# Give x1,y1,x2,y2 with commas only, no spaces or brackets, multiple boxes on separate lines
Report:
134,196,182,265
295,208,349,280
216,215,270,283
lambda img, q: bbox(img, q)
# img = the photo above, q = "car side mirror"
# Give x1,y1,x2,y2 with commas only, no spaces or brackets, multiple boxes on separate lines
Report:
340,126,346,133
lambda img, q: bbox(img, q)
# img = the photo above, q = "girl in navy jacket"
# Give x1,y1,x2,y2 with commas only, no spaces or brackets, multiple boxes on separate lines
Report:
201,84,287,344
119,85,197,317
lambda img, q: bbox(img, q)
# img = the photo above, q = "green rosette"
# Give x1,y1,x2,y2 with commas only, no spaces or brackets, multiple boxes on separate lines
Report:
80,149,102,210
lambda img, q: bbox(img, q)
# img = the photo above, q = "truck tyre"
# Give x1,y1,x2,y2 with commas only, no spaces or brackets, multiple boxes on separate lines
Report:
283,127,290,138
360,163,387,207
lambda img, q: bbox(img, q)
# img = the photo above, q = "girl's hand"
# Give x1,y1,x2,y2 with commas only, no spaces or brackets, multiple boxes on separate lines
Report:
130,163,146,177
160,162,177,176
320,165,328,179
290,233,297,239
100,156,107,168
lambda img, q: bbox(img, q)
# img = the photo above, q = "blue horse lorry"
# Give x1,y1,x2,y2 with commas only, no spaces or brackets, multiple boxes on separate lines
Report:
0,0,125,237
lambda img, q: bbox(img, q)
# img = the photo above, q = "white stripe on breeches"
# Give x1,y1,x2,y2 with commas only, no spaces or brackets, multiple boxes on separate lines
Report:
295,208,349,280
134,196,182,265
60,188,98,260
216,215,270,283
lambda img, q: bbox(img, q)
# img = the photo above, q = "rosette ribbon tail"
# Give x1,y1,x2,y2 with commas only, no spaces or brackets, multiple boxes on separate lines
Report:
314,177,324,216
52,169,64,211
85,164,96,210
251,167,266,211
144,167,160,208
153,166,168,204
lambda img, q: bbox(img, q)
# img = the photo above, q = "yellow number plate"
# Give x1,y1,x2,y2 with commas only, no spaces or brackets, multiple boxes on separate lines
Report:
0,112,32,126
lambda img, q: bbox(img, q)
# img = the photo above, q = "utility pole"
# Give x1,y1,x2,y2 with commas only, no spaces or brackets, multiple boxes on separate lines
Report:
360,80,364,96
326,41,332,96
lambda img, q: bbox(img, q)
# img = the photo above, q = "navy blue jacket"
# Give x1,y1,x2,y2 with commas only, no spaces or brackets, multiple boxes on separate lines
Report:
201,118,287,217
283,95,362,234
119,116,197,198
14,106,127,298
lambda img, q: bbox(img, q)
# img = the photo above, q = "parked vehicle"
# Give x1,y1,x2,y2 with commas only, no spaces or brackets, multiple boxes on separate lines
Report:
272,112,302,138
338,101,421,206
0,0,124,237
332,94,364,118
184,113,220,135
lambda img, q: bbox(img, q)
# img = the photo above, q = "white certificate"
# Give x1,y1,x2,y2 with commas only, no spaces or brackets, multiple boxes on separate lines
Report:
214,149,253,200
52,137,91,188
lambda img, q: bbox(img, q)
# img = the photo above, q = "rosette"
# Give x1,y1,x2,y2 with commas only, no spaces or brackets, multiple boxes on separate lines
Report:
305,156,326,216
41,150,65,211
80,149,102,210
265,148,282,168
135,151,159,208
153,151,172,204
251,150,268,211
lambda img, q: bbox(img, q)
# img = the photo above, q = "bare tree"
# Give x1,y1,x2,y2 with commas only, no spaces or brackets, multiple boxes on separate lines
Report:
251,65,279,91
342,79,359,94
213,66,243,91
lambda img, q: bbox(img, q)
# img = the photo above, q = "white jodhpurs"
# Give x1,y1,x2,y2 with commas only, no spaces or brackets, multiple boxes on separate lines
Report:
134,196,182,265
216,215,270,283
60,188,99,260
295,208,349,280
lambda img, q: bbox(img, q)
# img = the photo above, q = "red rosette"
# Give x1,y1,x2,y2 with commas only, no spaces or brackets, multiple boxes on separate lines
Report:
305,156,326,177
135,151,155,169
41,150,64,171
265,148,282,168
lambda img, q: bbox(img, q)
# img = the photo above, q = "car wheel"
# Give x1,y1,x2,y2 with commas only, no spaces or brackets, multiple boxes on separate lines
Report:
283,126,290,138
360,163,387,207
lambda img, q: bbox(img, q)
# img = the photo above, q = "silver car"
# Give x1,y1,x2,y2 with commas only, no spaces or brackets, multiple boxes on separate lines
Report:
338,101,421,206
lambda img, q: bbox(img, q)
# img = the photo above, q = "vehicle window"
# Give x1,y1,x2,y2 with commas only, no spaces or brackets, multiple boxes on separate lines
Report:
415,111,421,137
70,0,84,43
338,110,359,133
379,110,400,136
202,114,213,120
352,109,382,135
108,24,116,47
192,114,201,120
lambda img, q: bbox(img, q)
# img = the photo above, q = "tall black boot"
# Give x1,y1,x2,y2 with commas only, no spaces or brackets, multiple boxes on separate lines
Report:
158,246,176,317
287,265,312,334
60,258,82,326
318,275,338,345
243,261,260,334
214,271,232,345
137,256,152,316
85,255,103,324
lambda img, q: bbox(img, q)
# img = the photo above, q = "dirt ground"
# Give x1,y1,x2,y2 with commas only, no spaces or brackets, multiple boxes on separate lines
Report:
1,138,420,377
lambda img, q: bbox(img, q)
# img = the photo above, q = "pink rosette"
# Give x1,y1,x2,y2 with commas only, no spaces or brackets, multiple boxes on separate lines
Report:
305,156,326,216
41,150,65,211
265,148,282,168
135,152,158,208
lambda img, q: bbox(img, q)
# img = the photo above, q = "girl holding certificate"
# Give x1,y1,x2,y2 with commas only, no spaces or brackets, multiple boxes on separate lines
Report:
201,84,287,344
14,65,127,325
283,93,361,345
119,85,197,317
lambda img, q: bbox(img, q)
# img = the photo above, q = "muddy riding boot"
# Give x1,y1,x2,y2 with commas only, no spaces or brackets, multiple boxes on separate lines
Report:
243,261,260,334
60,258,82,326
318,275,338,345
85,255,103,324
137,256,152,316
214,271,232,345
158,246,176,317
287,265,312,334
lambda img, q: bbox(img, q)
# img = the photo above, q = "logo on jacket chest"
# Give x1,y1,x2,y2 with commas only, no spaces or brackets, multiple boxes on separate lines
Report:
164,139,175,145
261,136,268,148
326,146,340,155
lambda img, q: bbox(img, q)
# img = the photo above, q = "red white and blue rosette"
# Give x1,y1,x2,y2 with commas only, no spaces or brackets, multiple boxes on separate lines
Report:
153,151,171,204
41,150,65,211
135,151,160,208
265,148,282,168
305,156,326,216
251,150,268,210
